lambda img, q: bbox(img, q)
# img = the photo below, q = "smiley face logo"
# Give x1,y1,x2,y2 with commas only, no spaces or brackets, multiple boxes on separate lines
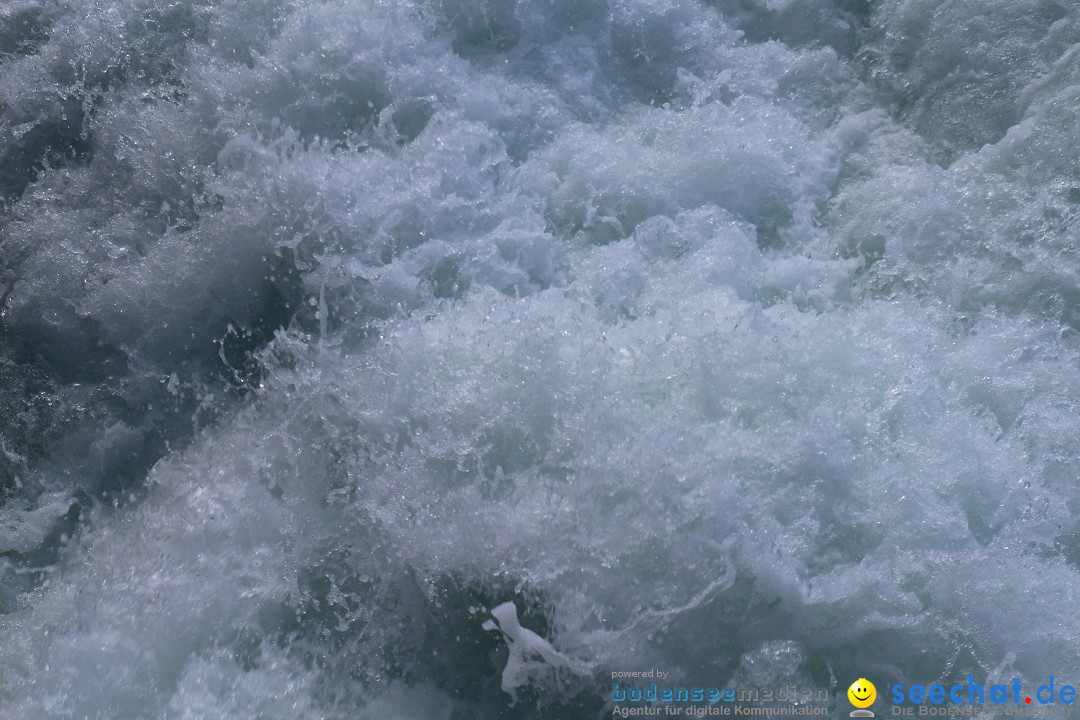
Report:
848,678,877,709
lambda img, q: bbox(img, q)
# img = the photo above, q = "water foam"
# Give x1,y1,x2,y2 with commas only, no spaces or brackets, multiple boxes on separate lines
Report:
1,0,1080,717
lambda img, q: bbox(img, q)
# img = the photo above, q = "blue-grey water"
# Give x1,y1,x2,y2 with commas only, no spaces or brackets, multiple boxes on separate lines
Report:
2,0,1080,717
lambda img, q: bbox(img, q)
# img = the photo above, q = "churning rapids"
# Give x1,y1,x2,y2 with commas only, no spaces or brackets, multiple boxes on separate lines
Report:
2,0,1080,717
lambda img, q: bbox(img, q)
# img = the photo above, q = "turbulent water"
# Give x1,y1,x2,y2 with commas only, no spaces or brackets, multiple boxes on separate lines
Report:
1,0,1080,717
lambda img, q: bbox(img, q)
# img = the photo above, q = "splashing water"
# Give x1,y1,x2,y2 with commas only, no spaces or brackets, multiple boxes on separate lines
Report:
1,0,1080,717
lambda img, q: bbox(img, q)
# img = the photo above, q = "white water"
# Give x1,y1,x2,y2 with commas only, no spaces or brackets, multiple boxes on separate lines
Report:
1,0,1079,717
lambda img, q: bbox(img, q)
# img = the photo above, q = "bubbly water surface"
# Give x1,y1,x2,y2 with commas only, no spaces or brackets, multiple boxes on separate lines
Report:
2,0,1080,717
